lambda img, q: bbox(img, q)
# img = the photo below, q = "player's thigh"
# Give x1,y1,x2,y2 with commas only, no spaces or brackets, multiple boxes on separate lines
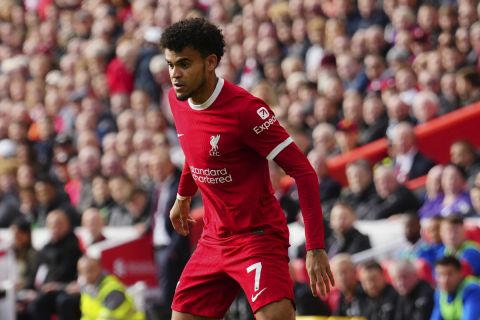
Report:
172,242,240,318
255,298,295,320
172,310,220,320
227,234,294,314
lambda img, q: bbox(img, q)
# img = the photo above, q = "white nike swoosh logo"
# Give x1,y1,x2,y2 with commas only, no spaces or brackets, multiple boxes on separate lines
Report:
177,133,184,137
251,287,267,302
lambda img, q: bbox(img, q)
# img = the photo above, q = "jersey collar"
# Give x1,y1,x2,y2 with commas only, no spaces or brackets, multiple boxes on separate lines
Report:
188,78,224,110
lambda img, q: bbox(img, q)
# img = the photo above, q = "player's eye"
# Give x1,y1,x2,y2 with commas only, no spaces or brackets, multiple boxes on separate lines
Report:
179,61,190,68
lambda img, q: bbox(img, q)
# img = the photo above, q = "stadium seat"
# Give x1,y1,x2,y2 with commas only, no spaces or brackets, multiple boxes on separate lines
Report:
291,258,309,284
414,258,434,285
465,225,480,245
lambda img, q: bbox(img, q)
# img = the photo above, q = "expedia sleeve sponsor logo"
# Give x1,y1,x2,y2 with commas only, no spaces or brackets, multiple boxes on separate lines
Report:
253,115,277,135
190,166,233,184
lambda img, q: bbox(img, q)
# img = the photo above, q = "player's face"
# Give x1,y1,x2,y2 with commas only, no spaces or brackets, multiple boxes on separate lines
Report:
165,47,208,101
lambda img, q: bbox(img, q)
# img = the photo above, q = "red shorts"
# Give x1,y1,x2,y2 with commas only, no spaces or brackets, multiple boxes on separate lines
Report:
171,232,294,318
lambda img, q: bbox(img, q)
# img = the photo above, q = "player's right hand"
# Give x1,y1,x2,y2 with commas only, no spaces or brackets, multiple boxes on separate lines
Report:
170,197,194,236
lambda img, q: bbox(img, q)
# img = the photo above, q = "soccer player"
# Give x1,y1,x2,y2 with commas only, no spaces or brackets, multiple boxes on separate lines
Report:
160,18,334,320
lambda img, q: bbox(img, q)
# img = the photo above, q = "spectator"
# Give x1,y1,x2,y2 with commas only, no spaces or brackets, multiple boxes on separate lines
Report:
385,95,415,139
0,168,20,227
79,207,107,251
471,186,480,216
438,216,480,277
358,260,398,320
456,66,480,107
10,218,39,320
356,0,389,30
326,201,371,257
77,256,145,320
422,216,445,267
336,52,368,93
148,147,190,319
305,17,326,82
312,123,340,157
289,264,331,316
269,162,299,224
398,213,440,268
430,256,480,320
330,254,365,317
419,164,473,219
28,210,83,320
34,176,79,227
106,175,134,226
359,93,388,145
340,160,378,220
390,122,435,183
125,188,151,234
422,165,444,210
449,140,480,188
135,27,162,102
91,175,115,221
106,40,138,95
411,90,440,124
369,165,420,219
335,119,360,154
77,146,101,213
389,260,434,320
439,72,460,115
307,149,341,210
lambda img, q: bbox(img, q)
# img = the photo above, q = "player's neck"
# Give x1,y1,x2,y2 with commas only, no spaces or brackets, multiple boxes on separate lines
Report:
190,75,219,105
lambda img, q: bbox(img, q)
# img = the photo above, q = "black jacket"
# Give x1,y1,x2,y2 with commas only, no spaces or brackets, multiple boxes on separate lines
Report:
334,284,366,317
340,183,378,220
407,152,436,181
394,280,434,320
365,186,421,220
359,284,398,320
326,228,371,257
33,231,82,286
359,114,388,145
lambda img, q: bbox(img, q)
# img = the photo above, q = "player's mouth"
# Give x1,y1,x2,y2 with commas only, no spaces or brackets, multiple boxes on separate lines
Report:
173,83,185,90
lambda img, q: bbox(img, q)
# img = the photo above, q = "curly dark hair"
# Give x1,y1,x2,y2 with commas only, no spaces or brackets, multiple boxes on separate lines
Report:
160,18,225,64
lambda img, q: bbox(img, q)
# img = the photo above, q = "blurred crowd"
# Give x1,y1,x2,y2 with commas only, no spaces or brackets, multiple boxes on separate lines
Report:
1,0,480,319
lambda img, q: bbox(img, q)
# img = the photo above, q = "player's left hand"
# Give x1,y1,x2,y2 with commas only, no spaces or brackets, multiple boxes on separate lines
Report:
170,197,195,236
306,249,335,297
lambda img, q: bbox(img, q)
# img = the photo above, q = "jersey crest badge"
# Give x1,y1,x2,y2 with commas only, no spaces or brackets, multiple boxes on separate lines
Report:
209,134,221,156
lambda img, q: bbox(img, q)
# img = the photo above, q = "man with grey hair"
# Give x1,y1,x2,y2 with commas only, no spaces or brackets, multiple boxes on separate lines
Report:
369,164,420,219
391,122,435,183
412,90,440,124
312,123,340,157
339,159,378,220
389,260,434,320
330,254,365,317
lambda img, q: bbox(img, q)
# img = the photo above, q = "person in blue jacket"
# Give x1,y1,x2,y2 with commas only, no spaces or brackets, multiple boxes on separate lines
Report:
430,256,480,320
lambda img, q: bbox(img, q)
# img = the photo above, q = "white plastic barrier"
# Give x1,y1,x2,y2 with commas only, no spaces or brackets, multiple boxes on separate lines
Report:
0,245,16,320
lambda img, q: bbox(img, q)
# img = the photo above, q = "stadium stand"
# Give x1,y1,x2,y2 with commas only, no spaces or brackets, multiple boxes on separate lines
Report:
0,0,480,319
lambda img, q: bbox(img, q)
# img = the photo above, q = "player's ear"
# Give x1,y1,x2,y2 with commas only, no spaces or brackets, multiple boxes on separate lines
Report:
205,54,218,72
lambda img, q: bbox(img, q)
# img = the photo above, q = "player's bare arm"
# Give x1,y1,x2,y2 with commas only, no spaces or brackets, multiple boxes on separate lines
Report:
170,196,194,236
306,248,335,297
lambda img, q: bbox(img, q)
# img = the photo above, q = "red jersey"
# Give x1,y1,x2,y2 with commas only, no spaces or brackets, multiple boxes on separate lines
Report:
169,79,292,240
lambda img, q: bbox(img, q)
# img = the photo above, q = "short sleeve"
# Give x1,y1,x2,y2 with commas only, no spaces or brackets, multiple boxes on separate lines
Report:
239,99,292,160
